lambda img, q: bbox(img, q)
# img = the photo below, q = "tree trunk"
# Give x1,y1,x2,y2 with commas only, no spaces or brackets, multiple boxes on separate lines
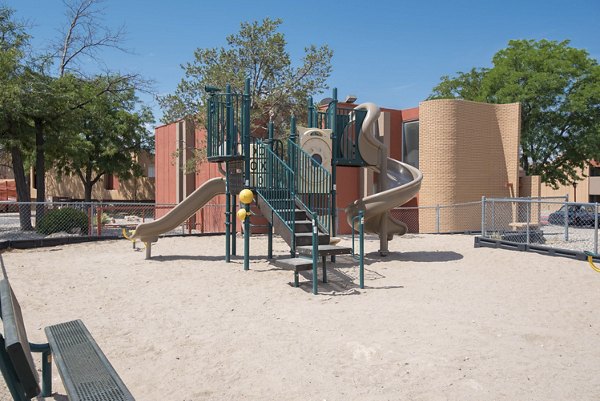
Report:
10,146,33,231
34,119,46,223
84,182,93,203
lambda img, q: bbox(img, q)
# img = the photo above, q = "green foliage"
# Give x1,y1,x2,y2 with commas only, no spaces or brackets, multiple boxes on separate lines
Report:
36,207,88,235
159,17,333,137
429,39,600,188
53,74,155,201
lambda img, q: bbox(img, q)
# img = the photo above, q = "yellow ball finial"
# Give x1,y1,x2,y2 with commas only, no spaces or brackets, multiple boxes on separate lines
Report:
236,208,248,221
239,189,254,204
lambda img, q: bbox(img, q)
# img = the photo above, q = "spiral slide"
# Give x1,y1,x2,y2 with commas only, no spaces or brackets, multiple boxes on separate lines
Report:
345,103,423,253
131,177,226,247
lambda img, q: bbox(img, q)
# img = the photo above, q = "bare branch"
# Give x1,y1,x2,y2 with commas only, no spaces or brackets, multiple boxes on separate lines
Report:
58,0,128,77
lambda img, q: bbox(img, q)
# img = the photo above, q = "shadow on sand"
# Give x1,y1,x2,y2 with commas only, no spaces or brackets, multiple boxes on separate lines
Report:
366,250,464,263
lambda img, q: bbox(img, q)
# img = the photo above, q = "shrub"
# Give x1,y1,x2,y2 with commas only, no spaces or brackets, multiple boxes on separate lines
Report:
36,207,89,235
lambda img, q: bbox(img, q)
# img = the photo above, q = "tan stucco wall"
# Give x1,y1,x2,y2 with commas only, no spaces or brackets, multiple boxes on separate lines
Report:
34,151,155,202
418,99,521,232
44,173,155,202
521,168,589,203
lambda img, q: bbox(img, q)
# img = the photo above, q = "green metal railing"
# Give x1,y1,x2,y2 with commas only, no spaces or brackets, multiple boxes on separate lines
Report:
351,210,365,289
253,141,296,246
206,85,249,161
334,107,367,166
288,140,332,233
308,98,367,167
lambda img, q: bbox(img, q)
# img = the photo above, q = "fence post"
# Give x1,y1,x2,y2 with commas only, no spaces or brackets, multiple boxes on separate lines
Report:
96,205,102,236
491,199,495,234
595,203,598,254
526,200,530,245
435,204,440,234
564,196,569,242
481,196,486,236
88,203,94,237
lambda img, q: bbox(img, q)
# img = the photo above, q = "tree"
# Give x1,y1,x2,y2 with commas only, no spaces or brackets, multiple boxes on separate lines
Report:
429,39,600,188
159,17,333,134
54,76,154,202
0,6,34,229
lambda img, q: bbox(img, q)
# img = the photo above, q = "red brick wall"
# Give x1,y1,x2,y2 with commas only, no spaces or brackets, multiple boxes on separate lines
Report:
155,123,178,218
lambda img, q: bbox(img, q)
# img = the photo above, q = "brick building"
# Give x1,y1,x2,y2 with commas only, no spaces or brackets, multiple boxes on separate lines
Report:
154,98,597,234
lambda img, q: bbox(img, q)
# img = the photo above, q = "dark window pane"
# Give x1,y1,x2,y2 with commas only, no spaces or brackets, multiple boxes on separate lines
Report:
402,121,419,168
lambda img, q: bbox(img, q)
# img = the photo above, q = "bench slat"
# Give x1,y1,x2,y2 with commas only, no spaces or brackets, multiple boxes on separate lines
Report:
45,320,135,401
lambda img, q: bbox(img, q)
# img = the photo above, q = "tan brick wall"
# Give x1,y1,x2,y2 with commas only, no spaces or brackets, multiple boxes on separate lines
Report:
418,99,521,232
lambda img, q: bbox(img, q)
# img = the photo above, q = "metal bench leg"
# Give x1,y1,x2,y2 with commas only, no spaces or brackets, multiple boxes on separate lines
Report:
294,272,299,287
322,256,327,283
30,342,52,397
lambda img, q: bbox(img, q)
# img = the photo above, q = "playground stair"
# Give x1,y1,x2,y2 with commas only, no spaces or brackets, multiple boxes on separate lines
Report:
273,244,353,287
256,195,330,247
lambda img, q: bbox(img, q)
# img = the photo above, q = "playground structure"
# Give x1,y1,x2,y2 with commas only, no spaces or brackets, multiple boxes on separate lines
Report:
130,79,422,293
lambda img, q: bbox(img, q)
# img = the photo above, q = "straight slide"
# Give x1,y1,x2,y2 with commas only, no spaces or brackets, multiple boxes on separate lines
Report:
132,177,226,243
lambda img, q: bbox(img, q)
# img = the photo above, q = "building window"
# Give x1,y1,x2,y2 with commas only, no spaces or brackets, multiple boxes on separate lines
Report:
402,120,419,168
590,166,600,177
148,165,155,178
104,175,115,190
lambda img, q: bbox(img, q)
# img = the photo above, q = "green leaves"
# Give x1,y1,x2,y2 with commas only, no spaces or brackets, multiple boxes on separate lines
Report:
159,17,333,138
429,39,600,188
53,75,154,195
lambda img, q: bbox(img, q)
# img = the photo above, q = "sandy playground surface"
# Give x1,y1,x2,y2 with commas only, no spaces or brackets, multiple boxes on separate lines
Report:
0,233,599,401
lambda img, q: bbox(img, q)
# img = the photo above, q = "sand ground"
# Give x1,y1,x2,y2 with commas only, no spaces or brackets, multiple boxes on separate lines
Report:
0,233,599,401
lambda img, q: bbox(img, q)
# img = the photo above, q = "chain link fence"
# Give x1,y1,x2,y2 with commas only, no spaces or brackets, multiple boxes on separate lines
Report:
391,201,484,234
481,196,599,254
3,197,597,257
0,201,226,242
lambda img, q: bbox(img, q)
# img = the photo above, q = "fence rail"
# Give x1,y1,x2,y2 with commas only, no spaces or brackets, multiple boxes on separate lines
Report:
0,201,226,242
3,196,597,258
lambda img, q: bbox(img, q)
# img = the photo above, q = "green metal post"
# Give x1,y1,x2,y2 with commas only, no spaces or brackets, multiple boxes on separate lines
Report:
312,212,318,295
243,78,251,271
225,164,231,263
308,97,314,127
359,210,365,289
226,84,233,156
30,342,52,397
41,349,52,397
231,193,237,256
330,88,338,262
268,211,273,259
290,116,297,257
267,119,274,259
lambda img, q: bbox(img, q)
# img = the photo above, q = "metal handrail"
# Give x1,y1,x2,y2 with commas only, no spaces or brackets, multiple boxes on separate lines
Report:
253,142,296,238
288,140,332,234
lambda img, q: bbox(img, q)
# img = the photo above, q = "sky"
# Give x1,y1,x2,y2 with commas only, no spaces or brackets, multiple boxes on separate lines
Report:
9,0,600,125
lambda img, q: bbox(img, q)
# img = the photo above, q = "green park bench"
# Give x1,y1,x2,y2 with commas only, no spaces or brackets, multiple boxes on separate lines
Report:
0,279,134,400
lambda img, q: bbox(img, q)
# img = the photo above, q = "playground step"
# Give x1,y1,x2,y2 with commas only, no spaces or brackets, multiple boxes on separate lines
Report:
266,199,296,207
294,232,330,247
288,219,313,233
276,209,309,220
296,244,353,257
273,256,313,272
